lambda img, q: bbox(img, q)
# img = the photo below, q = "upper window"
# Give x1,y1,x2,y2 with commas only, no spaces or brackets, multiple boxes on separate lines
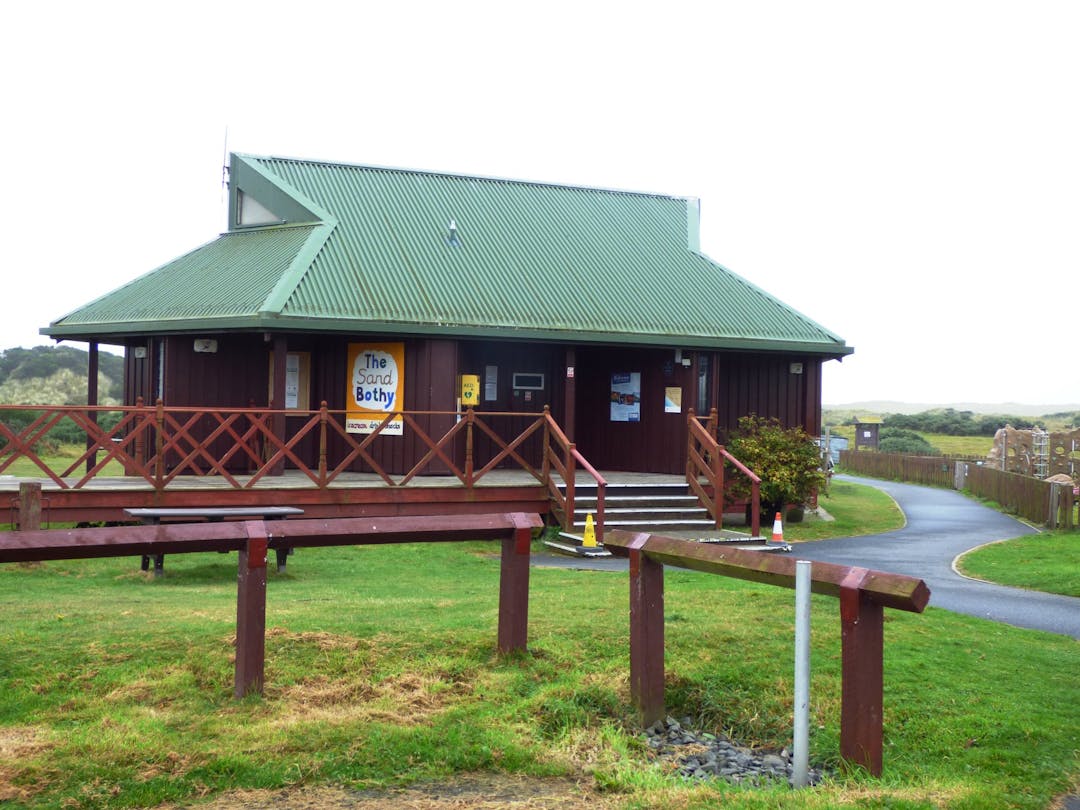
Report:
236,190,282,227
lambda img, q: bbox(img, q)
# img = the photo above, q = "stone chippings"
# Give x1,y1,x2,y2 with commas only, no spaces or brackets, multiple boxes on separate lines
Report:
643,716,829,787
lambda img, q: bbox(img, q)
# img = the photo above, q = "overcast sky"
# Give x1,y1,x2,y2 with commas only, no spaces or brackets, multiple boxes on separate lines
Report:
2,1,1076,407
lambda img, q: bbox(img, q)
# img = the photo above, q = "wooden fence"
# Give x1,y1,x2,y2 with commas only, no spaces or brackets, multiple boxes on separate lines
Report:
839,450,1077,529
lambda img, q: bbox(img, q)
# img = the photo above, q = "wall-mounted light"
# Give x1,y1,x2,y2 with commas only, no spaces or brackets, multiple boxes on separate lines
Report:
194,339,218,354
790,362,804,375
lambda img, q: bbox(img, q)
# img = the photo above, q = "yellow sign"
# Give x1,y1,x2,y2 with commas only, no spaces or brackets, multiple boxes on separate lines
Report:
346,342,405,435
460,374,480,406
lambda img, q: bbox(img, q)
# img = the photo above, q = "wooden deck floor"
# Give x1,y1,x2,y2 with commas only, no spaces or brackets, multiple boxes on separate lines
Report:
1,469,689,525
0,469,687,492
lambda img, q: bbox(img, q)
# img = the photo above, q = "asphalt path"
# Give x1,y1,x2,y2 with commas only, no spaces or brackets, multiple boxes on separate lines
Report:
536,475,1080,639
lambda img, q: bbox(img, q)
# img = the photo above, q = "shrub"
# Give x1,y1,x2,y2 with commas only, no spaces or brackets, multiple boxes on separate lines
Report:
878,427,938,455
725,414,827,516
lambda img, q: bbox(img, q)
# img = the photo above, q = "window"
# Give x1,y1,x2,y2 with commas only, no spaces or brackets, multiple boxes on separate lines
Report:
268,351,311,410
236,190,282,227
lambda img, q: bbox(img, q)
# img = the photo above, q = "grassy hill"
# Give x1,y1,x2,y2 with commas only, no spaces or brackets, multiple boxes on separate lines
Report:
0,345,125,405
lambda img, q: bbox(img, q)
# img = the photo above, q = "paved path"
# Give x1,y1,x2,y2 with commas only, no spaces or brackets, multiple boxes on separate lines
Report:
794,476,1079,639
537,475,1080,639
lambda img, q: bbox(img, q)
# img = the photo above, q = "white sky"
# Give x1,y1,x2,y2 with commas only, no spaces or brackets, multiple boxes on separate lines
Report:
2,1,1077,407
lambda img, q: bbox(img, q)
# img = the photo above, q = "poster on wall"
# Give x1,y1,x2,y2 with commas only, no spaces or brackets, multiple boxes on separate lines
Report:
285,353,300,409
664,387,682,414
610,372,641,422
346,342,405,434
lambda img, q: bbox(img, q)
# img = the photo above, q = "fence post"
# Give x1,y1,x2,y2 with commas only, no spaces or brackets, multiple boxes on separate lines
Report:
318,401,328,487
629,535,665,726
17,482,42,532
839,568,884,776
131,395,146,475
235,521,268,698
154,399,165,490
464,408,475,487
497,516,532,654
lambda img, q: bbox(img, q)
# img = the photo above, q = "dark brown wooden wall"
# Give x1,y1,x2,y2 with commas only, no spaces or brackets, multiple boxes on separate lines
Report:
573,346,696,475
713,353,823,443
307,336,458,476
135,333,826,477
458,341,565,469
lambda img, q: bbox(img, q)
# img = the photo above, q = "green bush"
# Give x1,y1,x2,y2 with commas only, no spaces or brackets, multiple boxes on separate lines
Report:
725,414,827,515
878,427,938,455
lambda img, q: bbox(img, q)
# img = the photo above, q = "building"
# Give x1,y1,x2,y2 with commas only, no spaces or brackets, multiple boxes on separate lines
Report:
45,153,852,477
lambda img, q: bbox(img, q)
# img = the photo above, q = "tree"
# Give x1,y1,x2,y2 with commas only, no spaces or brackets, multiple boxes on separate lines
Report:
725,414,827,517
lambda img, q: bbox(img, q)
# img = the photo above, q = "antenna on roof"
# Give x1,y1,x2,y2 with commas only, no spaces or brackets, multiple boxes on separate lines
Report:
220,125,230,202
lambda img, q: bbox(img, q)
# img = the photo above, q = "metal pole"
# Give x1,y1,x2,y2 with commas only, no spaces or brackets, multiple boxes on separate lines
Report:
793,559,811,787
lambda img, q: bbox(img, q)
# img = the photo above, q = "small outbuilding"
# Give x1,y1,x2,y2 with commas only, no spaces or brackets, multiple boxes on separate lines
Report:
854,417,882,451
45,153,852,476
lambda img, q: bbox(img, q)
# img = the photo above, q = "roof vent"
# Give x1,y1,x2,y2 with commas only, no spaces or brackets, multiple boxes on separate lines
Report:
448,219,461,247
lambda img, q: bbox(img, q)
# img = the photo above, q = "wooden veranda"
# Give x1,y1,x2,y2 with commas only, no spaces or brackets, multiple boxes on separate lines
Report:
1,403,760,537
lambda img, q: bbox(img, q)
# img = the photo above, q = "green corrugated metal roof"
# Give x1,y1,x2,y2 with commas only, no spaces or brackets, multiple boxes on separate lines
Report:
46,154,851,356
48,225,323,332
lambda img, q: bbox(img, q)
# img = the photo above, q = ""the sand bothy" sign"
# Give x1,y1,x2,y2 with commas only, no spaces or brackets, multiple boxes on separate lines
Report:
346,343,405,434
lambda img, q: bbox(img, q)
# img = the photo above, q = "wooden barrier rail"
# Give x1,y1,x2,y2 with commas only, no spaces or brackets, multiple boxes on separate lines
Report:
0,402,603,538
604,530,930,776
0,512,542,697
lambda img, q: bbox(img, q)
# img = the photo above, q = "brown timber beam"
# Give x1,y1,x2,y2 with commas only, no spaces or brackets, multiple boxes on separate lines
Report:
0,512,543,699
604,530,929,777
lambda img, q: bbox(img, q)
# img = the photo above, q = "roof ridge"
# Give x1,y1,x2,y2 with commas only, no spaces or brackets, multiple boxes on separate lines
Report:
237,152,696,203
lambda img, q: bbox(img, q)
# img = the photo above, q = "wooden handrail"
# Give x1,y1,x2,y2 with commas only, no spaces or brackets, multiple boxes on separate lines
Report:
0,403,567,495
686,409,761,538
605,530,929,776
542,408,606,543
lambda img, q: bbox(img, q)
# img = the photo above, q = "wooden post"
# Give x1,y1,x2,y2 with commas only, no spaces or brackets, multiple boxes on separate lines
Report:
564,347,576,442
18,482,42,531
497,517,532,653
132,395,146,475
464,408,474,486
235,521,268,698
318,401,328,486
839,568,884,775
154,398,165,490
86,341,99,475
628,534,665,726
271,336,288,477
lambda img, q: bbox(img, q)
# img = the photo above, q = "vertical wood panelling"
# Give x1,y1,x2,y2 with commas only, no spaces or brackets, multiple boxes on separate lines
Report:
574,347,692,474
150,332,830,477
713,353,823,443
458,341,561,470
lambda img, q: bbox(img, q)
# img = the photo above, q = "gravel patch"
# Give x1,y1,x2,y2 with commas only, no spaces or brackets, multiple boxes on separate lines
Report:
645,716,830,787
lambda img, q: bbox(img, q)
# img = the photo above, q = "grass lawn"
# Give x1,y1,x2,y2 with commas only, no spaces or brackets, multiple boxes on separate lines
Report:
783,479,905,541
918,434,993,457
1,451,126,479
1,518,1077,807
956,530,1080,598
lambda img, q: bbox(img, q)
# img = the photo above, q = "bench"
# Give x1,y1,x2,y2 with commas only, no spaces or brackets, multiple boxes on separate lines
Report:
124,506,304,576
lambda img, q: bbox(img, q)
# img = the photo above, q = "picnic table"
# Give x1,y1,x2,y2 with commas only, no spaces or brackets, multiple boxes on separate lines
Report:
124,506,304,576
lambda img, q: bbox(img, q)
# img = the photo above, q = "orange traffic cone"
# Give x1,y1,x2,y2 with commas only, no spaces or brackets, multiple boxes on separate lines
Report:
770,512,784,545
